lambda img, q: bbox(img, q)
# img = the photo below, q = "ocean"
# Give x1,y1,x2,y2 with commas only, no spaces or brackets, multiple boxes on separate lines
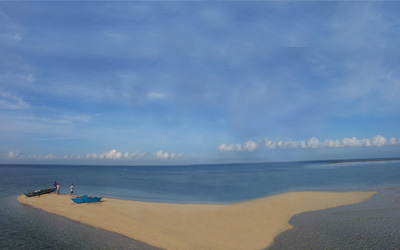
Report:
1,160,400,249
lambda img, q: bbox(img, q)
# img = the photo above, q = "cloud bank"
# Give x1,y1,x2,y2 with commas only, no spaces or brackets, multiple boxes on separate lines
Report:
5,149,182,162
218,140,258,152
219,135,400,152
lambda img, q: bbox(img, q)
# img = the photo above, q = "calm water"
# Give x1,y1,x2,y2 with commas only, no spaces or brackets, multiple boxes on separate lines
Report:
1,160,400,249
268,187,400,250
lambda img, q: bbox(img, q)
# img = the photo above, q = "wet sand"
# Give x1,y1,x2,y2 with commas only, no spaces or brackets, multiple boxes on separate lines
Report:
18,191,375,250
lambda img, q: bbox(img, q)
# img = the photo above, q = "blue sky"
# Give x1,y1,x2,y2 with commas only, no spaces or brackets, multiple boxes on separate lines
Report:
1,1,400,165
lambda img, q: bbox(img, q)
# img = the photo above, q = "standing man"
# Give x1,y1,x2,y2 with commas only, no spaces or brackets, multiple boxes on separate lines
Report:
70,184,74,195
57,182,60,195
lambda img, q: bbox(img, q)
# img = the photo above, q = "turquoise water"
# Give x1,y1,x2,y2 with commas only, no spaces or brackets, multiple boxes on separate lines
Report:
1,160,400,249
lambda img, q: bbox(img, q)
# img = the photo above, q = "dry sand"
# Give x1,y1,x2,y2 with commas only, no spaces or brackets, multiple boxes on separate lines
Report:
18,191,375,250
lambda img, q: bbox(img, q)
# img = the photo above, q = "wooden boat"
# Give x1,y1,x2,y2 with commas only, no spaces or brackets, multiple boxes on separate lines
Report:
71,195,102,204
24,187,56,197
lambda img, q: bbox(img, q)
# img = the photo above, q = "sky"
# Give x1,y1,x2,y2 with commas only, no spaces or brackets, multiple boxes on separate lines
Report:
1,1,400,165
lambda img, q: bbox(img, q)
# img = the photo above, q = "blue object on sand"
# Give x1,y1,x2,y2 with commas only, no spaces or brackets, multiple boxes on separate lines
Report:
71,195,102,204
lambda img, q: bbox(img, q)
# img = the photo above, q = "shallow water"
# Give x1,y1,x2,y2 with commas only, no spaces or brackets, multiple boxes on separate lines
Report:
267,187,400,250
0,196,160,250
1,160,399,249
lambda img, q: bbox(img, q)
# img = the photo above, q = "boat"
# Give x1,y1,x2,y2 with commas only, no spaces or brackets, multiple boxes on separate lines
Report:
24,187,56,197
71,195,102,204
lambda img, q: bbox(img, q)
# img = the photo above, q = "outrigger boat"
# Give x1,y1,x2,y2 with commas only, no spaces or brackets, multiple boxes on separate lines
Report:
71,195,102,204
24,187,56,197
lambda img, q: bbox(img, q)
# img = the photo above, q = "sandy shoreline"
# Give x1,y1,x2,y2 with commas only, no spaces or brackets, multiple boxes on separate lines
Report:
18,191,375,250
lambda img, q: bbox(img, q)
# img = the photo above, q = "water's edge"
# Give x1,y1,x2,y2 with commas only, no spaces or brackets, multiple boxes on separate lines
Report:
267,187,400,250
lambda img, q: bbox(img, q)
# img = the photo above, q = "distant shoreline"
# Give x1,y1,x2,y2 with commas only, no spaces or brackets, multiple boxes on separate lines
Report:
2,158,400,167
328,158,400,164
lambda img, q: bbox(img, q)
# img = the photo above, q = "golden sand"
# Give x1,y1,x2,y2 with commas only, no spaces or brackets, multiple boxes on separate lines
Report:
18,191,375,250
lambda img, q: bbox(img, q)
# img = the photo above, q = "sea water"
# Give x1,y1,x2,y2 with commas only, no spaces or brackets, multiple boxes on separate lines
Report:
268,187,400,250
1,160,400,249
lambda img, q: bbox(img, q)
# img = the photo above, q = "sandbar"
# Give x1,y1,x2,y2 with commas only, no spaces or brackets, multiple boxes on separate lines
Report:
18,191,375,250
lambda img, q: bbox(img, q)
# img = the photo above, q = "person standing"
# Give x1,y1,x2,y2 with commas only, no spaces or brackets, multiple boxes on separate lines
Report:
56,182,60,195
70,184,74,195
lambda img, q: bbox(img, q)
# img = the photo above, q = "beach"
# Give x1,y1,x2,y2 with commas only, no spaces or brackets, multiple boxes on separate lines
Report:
18,191,375,250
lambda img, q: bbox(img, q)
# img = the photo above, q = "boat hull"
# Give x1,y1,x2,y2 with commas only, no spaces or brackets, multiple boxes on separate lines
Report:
24,187,56,197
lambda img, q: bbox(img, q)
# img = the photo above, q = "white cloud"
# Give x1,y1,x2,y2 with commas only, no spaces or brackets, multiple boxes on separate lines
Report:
7,150,20,159
219,135,400,152
4,149,183,162
0,92,29,110
154,150,183,160
43,154,57,160
243,140,258,152
219,140,258,152
88,150,180,161
389,137,398,145
15,153,59,161
219,144,237,152
106,149,122,160
86,149,123,160
371,135,387,147
306,137,320,149
62,155,74,160
124,151,148,160
155,150,169,159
